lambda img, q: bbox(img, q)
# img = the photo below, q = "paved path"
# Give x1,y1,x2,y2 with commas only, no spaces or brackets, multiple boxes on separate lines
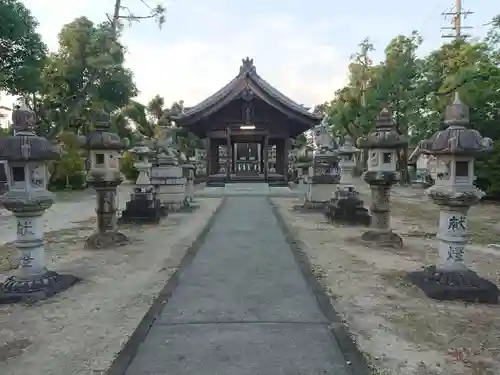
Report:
125,197,350,375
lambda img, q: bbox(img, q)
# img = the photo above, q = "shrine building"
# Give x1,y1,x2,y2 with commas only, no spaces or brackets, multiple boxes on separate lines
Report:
173,57,321,185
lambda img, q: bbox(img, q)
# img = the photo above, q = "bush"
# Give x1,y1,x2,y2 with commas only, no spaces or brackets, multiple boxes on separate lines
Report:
48,154,87,191
476,140,500,199
121,151,139,181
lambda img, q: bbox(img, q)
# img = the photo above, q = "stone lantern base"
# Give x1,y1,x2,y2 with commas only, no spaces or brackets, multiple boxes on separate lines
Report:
86,181,130,250
325,187,371,226
407,266,499,304
119,186,165,224
0,271,80,304
361,171,403,248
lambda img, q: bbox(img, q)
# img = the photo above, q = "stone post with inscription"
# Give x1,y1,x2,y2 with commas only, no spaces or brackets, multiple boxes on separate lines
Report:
0,102,79,302
407,93,499,303
357,108,407,247
79,111,129,249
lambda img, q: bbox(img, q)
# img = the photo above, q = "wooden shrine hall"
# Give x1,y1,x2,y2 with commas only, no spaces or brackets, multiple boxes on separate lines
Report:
173,57,321,185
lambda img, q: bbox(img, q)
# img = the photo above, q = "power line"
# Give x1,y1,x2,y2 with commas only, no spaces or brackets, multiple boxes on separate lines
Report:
441,0,473,39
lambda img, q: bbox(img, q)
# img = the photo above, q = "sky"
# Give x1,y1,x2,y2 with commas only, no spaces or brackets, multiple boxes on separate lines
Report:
1,0,498,111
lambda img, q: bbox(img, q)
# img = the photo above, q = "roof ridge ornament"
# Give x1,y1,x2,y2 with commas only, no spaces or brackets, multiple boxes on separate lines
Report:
239,57,256,74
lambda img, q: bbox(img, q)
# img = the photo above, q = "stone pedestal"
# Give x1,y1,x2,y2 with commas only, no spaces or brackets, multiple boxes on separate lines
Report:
303,154,339,210
1,192,80,302
181,163,196,203
361,175,401,246
120,145,163,224
86,182,129,248
325,136,370,226
151,152,186,212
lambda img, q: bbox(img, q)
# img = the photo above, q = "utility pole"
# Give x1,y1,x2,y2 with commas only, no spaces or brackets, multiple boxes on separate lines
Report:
441,0,473,39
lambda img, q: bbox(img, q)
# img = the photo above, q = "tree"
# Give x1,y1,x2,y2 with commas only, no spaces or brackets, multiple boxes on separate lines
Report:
373,31,423,184
321,14,500,192
0,0,46,95
33,17,137,138
109,0,166,35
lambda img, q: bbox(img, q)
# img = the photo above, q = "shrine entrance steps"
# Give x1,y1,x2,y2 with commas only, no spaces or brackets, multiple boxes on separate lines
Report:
205,173,289,187
196,183,297,197
122,197,351,375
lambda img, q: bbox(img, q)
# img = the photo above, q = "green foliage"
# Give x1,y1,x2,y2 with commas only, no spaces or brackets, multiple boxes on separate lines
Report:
31,16,137,138
476,141,500,198
120,151,138,181
0,0,47,95
48,131,86,190
323,17,500,188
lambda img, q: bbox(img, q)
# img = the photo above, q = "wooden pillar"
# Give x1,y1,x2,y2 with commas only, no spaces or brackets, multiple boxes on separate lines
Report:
226,128,231,181
283,138,290,182
263,135,269,180
275,139,283,175
205,137,211,176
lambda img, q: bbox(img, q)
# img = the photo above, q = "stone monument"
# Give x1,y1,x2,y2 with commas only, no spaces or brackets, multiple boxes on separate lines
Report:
303,119,340,209
357,108,407,247
181,161,196,204
120,141,163,223
325,135,371,226
0,102,79,302
407,93,499,304
150,127,186,211
79,110,129,249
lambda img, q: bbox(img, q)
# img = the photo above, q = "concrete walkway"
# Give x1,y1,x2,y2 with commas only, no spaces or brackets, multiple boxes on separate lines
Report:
124,197,350,375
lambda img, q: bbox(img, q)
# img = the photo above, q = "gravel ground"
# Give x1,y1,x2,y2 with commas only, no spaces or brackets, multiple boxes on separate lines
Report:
0,195,222,375
272,181,500,375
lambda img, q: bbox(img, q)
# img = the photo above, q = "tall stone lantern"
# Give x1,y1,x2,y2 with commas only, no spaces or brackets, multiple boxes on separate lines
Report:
407,93,499,303
357,108,407,247
80,111,129,249
0,102,78,301
337,135,359,187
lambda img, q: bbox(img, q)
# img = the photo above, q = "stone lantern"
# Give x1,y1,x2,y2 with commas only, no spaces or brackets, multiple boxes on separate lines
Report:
0,102,78,301
357,108,407,247
133,141,152,185
337,135,359,187
407,93,499,303
80,110,129,249
325,135,371,226
120,140,163,223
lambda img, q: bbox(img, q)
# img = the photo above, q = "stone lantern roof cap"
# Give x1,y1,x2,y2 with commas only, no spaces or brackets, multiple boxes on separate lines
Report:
419,93,492,156
157,151,177,166
356,107,407,149
337,134,359,155
80,111,129,151
0,104,60,162
130,140,150,155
